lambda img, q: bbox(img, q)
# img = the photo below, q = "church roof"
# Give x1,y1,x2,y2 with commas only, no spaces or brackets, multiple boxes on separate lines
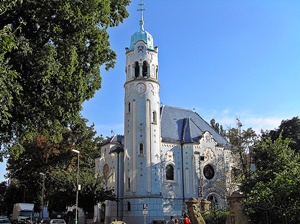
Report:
101,134,124,146
102,106,230,149
160,106,230,148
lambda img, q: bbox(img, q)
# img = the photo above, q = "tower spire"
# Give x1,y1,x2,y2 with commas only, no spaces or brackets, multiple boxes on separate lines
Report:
137,0,146,31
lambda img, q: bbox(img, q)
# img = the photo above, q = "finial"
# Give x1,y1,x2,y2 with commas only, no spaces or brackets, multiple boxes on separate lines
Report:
137,0,146,31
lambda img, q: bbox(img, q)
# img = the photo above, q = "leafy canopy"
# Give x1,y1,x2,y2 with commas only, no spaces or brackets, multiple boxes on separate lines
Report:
0,0,130,158
262,116,300,152
241,137,300,224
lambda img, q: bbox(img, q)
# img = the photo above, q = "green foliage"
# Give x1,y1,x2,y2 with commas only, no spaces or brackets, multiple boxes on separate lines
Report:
241,137,300,224
5,117,115,214
262,116,300,152
46,168,115,213
0,0,23,14
77,170,116,213
44,170,75,212
7,143,24,160
0,26,20,153
210,119,226,136
203,209,229,224
228,121,258,184
0,0,130,159
0,181,8,215
211,118,258,184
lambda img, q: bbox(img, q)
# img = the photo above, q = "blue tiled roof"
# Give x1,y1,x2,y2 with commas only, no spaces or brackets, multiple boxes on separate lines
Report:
160,106,230,147
102,106,230,148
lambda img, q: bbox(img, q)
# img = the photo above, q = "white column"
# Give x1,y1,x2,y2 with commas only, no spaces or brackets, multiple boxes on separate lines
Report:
133,100,137,192
146,99,151,193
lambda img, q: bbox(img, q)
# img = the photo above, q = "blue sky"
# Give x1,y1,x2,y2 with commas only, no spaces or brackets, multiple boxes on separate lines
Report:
1,0,300,181
82,0,300,137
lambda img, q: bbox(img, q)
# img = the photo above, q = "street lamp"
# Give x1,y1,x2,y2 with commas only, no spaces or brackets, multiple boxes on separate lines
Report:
72,149,80,224
39,173,46,220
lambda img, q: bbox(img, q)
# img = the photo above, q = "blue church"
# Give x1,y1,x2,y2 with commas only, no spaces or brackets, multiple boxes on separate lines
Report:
95,2,237,223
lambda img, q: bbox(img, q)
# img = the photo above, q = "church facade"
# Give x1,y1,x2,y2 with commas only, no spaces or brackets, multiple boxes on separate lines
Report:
94,3,237,224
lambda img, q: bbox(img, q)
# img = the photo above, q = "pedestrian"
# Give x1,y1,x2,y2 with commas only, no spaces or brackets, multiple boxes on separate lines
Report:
167,216,175,224
182,213,191,224
174,219,179,223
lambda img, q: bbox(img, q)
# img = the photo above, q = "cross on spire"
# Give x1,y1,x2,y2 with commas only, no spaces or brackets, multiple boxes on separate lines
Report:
137,0,146,31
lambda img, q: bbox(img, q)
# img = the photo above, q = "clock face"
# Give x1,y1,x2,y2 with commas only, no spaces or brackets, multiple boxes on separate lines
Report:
135,83,146,94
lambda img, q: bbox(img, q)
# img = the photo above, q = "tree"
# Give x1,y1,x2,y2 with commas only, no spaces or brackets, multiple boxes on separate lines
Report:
210,118,257,181
262,116,300,152
241,137,300,224
3,182,29,216
225,119,257,182
210,119,226,136
0,181,8,215
76,171,116,213
0,0,130,159
203,209,229,224
46,167,116,213
5,117,115,214
0,21,21,163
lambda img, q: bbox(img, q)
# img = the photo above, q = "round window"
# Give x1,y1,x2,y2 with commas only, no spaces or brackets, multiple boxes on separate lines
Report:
203,164,215,180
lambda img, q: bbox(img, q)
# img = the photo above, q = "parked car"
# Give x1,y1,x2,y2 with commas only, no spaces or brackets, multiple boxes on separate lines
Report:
0,217,11,224
49,219,65,224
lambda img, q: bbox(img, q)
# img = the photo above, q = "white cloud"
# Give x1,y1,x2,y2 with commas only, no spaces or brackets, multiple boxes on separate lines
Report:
199,108,285,134
244,117,282,133
216,115,283,134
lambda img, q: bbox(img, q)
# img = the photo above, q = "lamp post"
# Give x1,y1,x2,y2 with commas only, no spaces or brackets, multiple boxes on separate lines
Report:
39,173,46,219
72,149,80,224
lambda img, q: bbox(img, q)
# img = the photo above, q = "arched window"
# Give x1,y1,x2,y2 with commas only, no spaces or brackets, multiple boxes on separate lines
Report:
166,164,174,180
142,61,148,77
134,61,139,78
127,201,131,211
139,143,144,154
207,195,218,209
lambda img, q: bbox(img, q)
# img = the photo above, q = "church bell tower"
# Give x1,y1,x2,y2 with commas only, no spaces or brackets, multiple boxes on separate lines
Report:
123,1,161,220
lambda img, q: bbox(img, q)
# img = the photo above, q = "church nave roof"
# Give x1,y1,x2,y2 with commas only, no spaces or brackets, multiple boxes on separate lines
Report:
160,105,230,148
